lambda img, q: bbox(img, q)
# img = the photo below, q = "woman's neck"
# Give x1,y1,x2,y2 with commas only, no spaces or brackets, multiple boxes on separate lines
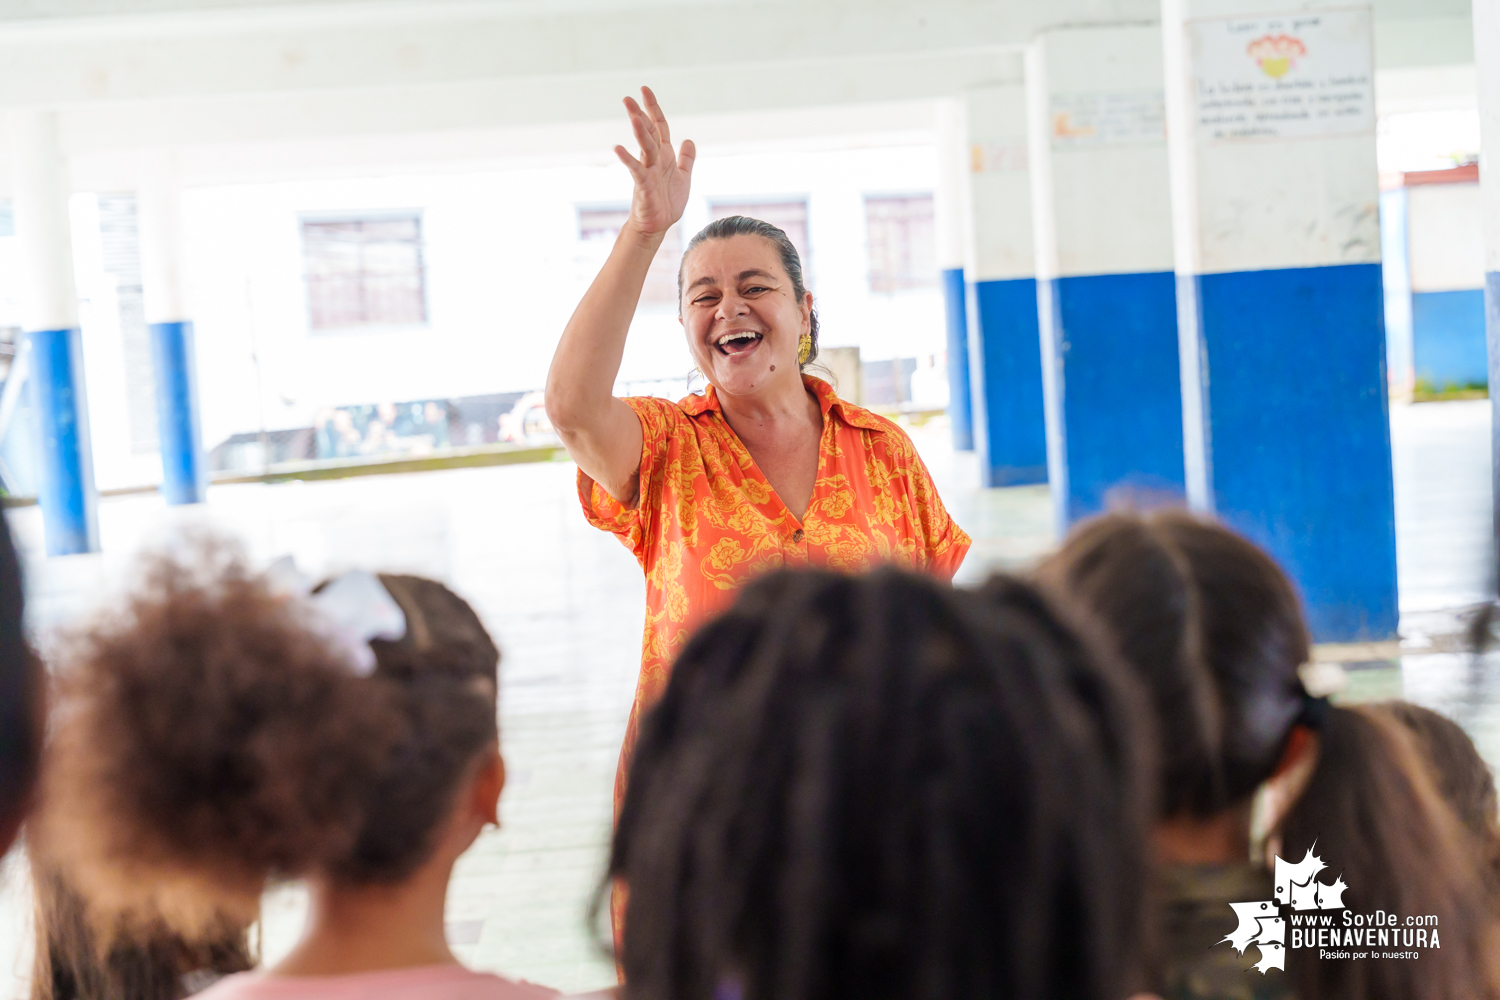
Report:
272,864,458,977
716,370,820,438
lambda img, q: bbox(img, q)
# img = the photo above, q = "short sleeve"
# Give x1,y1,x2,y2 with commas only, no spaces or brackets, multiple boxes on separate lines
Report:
576,396,678,566
910,456,971,580
873,419,971,581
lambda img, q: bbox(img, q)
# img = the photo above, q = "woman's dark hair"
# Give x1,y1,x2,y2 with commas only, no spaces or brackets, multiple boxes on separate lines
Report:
30,855,253,1000
1041,509,1500,1000
678,215,819,368
0,510,41,856
1375,701,1500,899
35,543,500,934
607,566,1154,1000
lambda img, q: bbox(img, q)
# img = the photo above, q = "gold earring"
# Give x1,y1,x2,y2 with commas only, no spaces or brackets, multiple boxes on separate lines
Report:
797,333,812,365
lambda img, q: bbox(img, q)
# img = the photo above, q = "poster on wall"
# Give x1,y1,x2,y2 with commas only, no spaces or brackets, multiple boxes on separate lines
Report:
1190,7,1374,142
969,141,1029,174
1050,91,1166,147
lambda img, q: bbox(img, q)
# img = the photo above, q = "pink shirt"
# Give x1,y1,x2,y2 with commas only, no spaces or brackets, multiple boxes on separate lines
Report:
193,965,561,1000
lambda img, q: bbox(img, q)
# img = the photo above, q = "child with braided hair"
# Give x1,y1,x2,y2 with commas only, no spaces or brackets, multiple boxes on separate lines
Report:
605,565,1156,1000
31,544,557,1000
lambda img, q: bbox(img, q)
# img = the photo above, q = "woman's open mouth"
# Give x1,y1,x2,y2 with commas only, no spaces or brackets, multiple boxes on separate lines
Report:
714,331,763,357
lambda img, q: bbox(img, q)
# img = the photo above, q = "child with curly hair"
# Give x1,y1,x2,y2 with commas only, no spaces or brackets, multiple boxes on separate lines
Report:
33,545,557,1000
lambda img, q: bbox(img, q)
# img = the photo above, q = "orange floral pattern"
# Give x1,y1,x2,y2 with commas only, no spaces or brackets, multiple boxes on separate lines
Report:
577,375,970,816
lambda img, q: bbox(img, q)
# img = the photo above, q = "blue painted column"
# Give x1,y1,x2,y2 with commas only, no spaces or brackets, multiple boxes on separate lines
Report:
1476,0,1500,523
934,100,974,451
961,83,1048,487
139,151,206,504
1025,26,1185,533
10,111,98,555
940,269,973,450
148,322,205,504
1163,0,1396,641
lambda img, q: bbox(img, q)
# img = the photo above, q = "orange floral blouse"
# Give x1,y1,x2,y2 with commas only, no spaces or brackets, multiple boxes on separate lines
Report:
578,375,970,810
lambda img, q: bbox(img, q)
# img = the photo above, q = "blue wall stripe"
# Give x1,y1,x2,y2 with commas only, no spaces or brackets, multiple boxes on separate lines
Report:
965,277,1048,488
149,321,207,505
1039,270,1186,532
941,267,974,451
1180,262,1397,642
27,327,98,556
1411,289,1488,386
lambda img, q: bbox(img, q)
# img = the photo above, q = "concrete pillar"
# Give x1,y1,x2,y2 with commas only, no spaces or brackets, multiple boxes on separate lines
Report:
1378,184,1414,400
962,84,1048,487
1026,26,1185,533
138,151,206,505
1477,0,1500,510
10,110,98,556
1162,0,1396,641
934,99,974,451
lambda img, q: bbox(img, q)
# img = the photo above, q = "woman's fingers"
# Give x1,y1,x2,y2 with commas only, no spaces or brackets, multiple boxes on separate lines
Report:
677,138,697,176
623,97,659,160
623,96,655,140
641,86,671,147
613,145,646,181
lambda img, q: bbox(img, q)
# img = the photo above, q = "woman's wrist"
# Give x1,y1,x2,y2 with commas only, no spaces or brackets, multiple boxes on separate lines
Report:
620,218,669,251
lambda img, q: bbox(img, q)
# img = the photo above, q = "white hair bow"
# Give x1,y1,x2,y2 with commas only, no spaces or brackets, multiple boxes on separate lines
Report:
265,557,408,676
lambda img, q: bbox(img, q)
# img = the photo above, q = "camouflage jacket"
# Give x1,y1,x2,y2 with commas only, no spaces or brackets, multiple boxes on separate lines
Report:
1160,863,1295,1000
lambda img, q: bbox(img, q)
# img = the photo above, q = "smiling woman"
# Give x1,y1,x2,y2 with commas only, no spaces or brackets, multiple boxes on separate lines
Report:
543,87,971,954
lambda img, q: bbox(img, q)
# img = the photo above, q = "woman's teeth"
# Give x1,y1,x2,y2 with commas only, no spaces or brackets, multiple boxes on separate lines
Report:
715,332,763,355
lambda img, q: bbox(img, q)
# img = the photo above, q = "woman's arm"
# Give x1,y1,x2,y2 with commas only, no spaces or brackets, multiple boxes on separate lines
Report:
545,87,695,505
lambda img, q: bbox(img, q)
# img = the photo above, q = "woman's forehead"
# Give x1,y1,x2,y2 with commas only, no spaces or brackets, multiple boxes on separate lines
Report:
682,234,786,283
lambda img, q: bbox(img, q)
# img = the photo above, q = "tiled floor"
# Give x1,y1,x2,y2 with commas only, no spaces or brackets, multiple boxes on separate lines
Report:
0,400,1492,996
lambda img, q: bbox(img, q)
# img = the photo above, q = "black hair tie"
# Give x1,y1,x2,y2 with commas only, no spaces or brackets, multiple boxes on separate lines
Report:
1298,692,1333,731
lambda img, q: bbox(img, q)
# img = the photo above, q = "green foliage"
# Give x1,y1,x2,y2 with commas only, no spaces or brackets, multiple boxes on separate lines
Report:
1412,377,1488,402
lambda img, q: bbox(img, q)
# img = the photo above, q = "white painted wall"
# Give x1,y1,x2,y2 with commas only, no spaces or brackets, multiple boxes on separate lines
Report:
1026,25,1173,280
963,84,1034,283
1407,182,1487,291
933,99,968,273
1163,0,1382,276
1476,0,1500,280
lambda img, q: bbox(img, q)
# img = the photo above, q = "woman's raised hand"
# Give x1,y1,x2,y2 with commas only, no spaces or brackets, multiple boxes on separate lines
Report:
615,87,695,240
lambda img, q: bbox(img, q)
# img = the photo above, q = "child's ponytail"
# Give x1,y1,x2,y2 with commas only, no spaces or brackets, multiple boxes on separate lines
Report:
1280,703,1500,1000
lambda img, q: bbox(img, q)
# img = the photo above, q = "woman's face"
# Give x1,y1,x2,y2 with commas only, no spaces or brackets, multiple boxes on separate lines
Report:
679,234,812,398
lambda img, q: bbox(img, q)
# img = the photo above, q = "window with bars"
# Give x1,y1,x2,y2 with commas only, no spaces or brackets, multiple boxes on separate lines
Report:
302,215,428,330
709,200,812,281
864,194,937,293
577,208,683,307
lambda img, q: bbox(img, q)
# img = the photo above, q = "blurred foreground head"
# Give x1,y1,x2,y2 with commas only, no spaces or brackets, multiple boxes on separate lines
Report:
1376,701,1500,900
30,859,253,1000
0,510,38,856
1042,509,1500,1000
32,541,500,936
610,566,1154,1000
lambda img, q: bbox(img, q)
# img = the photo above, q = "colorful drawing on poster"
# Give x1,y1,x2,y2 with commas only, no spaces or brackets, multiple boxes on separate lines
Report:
1246,34,1307,79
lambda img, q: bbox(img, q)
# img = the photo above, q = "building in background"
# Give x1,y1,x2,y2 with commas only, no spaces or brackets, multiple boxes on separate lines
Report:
0,137,948,489
1382,163,1488,398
